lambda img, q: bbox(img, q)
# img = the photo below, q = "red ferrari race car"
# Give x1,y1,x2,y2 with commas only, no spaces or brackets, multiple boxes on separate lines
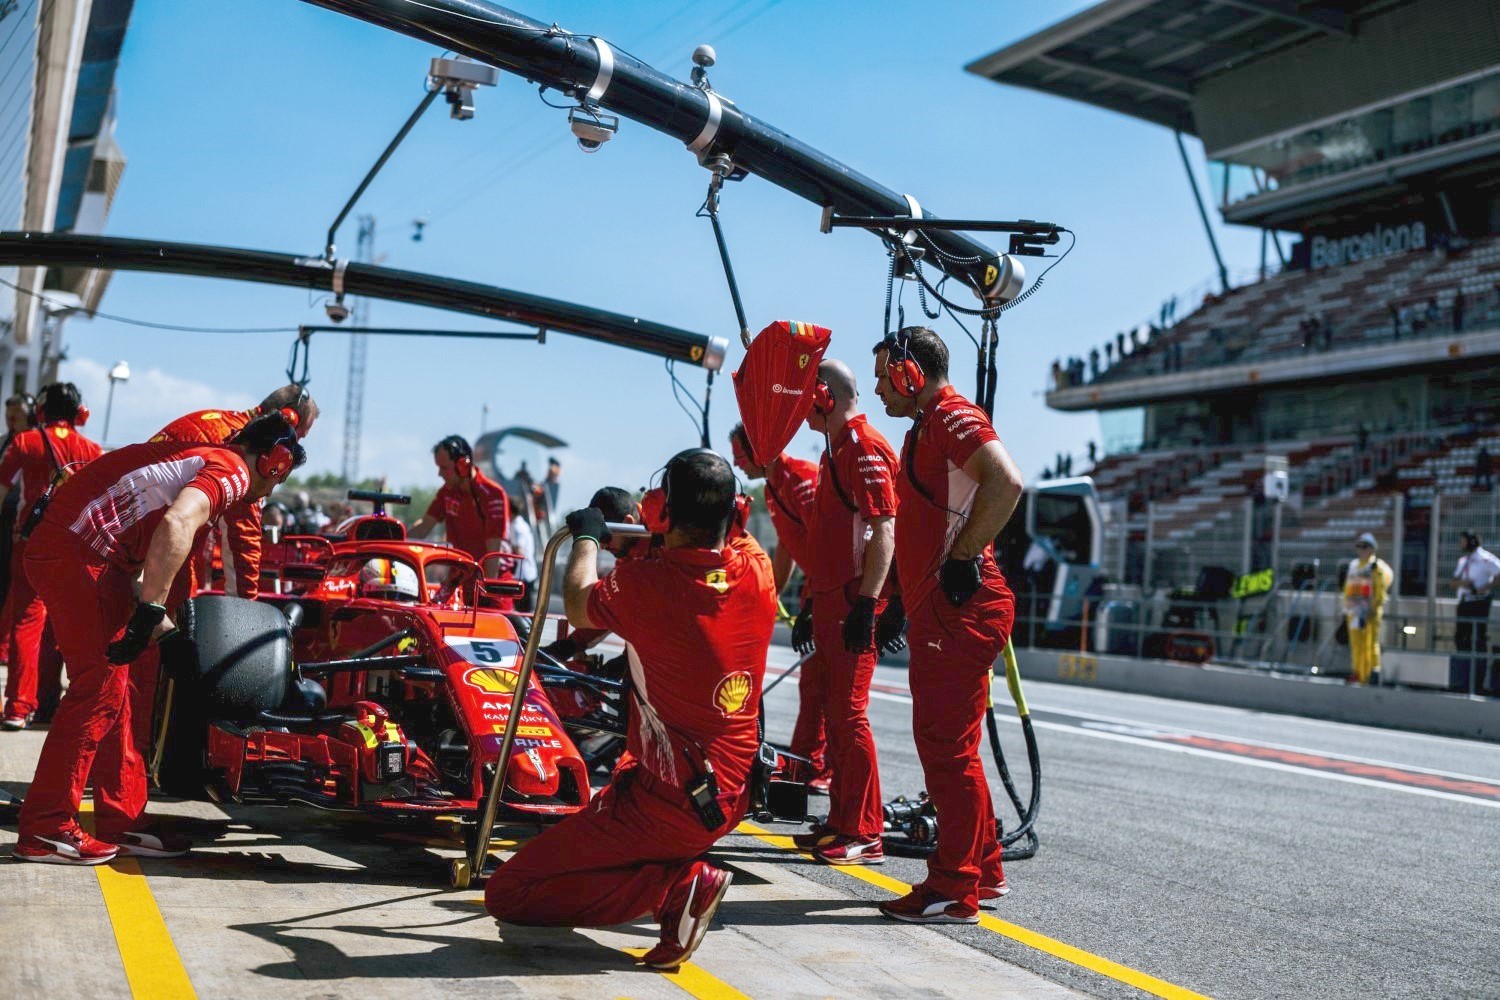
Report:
148,492,625,870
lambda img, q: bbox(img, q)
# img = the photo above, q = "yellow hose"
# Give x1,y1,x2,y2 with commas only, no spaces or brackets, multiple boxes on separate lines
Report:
1002,640,1029,718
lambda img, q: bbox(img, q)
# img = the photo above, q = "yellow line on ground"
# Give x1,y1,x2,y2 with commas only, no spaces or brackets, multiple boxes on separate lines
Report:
621,949,752,1000
80,806,198,1000
737,822,1210,1000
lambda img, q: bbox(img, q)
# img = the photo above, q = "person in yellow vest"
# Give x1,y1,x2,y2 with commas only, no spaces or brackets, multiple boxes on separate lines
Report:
1343,532,1393,685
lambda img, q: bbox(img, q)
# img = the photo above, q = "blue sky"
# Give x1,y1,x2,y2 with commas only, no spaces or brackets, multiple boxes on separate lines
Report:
59,0,1266,508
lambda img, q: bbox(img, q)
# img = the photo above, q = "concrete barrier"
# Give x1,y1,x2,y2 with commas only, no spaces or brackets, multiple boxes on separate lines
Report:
1013,646,1500,743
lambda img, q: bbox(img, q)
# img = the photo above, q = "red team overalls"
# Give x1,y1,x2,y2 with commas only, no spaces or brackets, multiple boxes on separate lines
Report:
805,415,898,843
424,471,511,563
0,421,102,720
17,442,251,842
151,406,266,599
895,385,1015,910
485,535,774,926
762,454,829,779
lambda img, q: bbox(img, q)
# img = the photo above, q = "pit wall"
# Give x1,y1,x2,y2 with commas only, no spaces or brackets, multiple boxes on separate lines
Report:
1012,646,1500,743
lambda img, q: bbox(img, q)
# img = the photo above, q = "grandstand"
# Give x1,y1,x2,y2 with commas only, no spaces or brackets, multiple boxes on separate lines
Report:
973,0,1500,610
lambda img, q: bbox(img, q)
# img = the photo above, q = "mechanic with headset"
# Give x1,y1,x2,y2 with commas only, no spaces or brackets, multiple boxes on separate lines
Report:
793,359,901,867
728,421,835,793
486,449,775,971
152,383,320,600
871,326,1025,924
12,411,305,865
410,435,511,575
0,392,35,695
0,383,102,731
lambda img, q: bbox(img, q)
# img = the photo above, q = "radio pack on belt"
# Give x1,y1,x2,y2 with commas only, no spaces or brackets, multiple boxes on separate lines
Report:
19,428,72,541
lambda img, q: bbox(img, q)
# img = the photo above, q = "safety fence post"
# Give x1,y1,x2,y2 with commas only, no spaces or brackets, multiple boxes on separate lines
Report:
1143,501,1156,591
1390,491,1404,600
1427,493,1442,651
1241,496,1254,575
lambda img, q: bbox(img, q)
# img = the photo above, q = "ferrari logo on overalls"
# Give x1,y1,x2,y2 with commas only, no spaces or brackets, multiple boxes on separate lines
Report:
705,569,729,594
714,672,752,716
465,666,519,695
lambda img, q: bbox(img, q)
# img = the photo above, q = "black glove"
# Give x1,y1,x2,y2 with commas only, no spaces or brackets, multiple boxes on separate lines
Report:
107,602,168,665
565,507,611,546
791,600,815,655
843,595,877,653
940,556,984,607
875,595,908,654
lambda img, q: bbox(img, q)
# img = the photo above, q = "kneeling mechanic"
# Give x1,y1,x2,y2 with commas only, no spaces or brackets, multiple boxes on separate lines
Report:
485,449,775,970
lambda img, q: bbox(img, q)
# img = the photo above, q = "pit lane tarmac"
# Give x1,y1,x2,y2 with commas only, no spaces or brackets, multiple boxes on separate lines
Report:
0,726,1109,999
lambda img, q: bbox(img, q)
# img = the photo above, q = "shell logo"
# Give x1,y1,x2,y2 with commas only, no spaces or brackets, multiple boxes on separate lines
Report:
465,667,519,695
705,569,729,594
714,671,753,716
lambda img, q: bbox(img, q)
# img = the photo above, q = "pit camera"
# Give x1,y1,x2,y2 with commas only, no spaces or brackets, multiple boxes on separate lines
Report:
325,297,351,323
429,56,500,121
569,107,619,152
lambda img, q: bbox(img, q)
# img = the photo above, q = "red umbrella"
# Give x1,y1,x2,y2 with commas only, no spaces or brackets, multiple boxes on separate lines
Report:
732,320,832,465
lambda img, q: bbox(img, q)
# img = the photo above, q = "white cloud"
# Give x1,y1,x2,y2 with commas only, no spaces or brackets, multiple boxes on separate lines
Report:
59,356,257,447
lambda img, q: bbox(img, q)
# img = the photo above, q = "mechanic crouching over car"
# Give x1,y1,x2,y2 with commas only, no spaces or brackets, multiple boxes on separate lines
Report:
485,449,775,970
13,411,305,865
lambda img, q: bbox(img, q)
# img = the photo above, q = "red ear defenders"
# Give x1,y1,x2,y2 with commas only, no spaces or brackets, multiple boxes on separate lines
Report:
639,488,669,534
438,436,473,477
255,413,300,480
811,379,835,415
885,332,926,398
73,403,90,427
279,407,300,430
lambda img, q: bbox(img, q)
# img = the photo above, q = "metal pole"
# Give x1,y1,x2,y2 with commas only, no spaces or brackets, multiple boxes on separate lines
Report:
0,232,726,369
1391,491,1405,602
1175,131,1230,295
1144,501,1156,590
1428,493,1442,651
295,0,1019,302
1241,496,1254,574
326,88,440,259
103,378,117,444
1271,500,1283,583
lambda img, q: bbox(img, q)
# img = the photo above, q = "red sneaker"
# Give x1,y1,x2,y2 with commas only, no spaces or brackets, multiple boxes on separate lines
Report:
978,878,1011,908
642,863,733,970
792,822,835,851
878,886,979,924
1,712,30,731
13,822,119,866
110,829,193,859
813,835,884,866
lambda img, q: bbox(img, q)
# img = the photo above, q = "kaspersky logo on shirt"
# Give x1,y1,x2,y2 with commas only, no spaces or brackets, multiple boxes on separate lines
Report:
714,672,752,716
704,569,729,594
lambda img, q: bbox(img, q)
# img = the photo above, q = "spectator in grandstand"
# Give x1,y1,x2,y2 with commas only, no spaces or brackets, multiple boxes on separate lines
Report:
1087,441,1098,466
1424,298,1440,332
1474,447,1492,492
1453,289,1465,332
1343,533,1393,686
1115,331,1126,359
1104,341,1114,368
1088,348,1100,382
1389,304,1400,340
1050,358,1062,390
1452,531,1500,695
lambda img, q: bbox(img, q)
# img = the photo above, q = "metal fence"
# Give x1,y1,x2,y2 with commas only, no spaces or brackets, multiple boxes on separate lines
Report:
1124,492,1500,602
